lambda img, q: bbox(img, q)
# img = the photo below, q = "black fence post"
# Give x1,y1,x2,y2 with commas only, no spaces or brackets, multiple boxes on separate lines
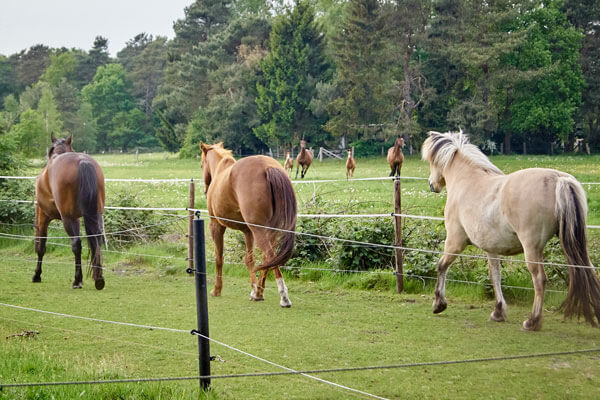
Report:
193,216,211,390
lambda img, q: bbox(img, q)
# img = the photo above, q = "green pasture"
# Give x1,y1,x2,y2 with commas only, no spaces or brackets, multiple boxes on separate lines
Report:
1,152,600,399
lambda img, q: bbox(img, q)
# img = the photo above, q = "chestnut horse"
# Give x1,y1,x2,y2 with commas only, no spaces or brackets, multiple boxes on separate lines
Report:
284,151,294,175
345,149,355,180
295,140,313,179
387,137,405,177
200,142,297,307
34,134,106,290
422,130,600,331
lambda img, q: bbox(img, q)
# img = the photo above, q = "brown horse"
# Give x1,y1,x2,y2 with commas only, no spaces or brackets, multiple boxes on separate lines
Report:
345,149,355,180
422,130,600,331
387,137,405,177
200,142,297,307
34,134,106,290
295,140,313,179
284,151,294,175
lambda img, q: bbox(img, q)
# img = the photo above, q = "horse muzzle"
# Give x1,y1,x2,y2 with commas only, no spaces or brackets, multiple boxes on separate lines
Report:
429,181,440,193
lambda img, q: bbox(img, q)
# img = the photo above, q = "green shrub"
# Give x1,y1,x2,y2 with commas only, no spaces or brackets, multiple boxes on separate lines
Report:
0,135,35,224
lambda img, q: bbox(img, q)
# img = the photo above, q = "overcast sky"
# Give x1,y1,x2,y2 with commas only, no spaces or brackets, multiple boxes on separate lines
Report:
0,0,194,57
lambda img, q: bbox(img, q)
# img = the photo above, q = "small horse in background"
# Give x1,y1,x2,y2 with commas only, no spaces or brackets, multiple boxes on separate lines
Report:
201,142,297,307
295,140,313,179
34,133,106,290
422,130,600,331
284,151,294,176
345,149,355,180
387,137,405,177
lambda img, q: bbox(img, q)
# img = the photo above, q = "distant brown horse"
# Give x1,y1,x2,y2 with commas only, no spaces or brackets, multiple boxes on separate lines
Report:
387,137,405,177
295,140,313,179
345,149,355,180
200,142,297,307
34,134,106,290
284,151,294,175
422,130,600,331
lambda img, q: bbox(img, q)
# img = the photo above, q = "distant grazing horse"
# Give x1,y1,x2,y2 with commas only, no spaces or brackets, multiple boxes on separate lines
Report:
200,142,297,307
295,140,313,179
422,130,600,331
345,149,355,180
387,137,405,177
284,151,294,175
34,134,106,290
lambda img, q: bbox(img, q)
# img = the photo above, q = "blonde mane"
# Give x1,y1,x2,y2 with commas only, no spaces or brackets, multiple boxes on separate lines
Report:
421,130,503,175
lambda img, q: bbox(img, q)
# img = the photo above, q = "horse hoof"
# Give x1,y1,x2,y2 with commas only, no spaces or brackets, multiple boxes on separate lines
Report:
489,310,507,322
250,297,264,302
521,319,541,331
280,301,292,308
433,301,447,314
95,278,105,290
32,276,41,283
72,283,83,289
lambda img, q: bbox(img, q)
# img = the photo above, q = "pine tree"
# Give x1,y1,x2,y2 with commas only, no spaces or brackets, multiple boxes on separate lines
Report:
254,0,329,147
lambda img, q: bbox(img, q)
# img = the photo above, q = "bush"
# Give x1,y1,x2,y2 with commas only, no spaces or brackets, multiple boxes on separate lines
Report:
103,191,171,246
0,135,35,224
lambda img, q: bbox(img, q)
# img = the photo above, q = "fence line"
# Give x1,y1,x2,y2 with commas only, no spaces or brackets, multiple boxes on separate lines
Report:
2,198,598,229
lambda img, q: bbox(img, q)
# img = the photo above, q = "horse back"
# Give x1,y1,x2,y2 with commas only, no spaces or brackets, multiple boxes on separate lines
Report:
44,153,105,219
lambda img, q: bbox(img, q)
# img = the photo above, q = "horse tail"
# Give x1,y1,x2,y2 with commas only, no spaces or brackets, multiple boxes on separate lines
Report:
556,176,600,327
77,160,104,287
256,167,297,270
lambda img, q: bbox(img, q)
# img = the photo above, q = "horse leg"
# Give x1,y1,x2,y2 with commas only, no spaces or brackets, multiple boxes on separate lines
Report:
62,218,83,289
273,267,292,308
487,254,507,322
295,164,300,179
33,207,50,283
522,247,547,331
243,230,262,301
209,221,226,297
433,230,467,314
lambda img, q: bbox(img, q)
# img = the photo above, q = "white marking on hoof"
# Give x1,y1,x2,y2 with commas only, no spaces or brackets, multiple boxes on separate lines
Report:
276,278,291,308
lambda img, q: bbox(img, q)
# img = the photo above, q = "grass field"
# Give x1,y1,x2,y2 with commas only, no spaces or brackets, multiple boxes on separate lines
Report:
2,152,600,399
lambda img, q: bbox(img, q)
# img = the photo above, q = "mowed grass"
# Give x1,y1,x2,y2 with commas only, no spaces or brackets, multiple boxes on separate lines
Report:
2,151,600,399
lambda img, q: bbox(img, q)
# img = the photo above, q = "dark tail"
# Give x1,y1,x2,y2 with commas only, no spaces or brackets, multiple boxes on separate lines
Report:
256,167,297,271
557,177,600,327
78,160,104,288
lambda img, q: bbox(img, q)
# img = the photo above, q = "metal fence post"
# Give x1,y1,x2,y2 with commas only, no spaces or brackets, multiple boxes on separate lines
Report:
193,216,211,390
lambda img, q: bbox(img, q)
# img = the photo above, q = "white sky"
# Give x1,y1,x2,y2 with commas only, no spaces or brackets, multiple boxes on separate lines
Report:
0,0,194,57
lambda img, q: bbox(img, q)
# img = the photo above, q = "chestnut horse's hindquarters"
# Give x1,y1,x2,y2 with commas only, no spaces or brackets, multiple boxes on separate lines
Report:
556,177,600,326
255,167,297,271
77,160,105,289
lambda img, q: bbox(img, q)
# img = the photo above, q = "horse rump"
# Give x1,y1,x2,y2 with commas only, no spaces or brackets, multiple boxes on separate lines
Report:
77,160,104,289
256,167,297,270
556,176,600,326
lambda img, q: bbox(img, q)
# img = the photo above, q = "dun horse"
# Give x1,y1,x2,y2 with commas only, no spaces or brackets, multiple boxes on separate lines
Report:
422,130,600,331
200,142,297,307
387,137,405,177
346,149,355,180
284,151,294,175
34,134,106,290
295,140,313,179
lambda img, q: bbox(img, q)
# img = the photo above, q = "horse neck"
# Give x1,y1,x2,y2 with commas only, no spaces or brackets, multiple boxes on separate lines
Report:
209,152,235,175
444,153,494,190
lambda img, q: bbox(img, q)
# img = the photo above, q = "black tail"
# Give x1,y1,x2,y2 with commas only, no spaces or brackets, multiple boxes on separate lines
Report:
256,168,297,270
557,177,600,327
77,160,104,288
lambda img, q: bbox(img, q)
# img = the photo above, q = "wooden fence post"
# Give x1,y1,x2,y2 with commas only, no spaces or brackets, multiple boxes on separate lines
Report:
188,179,195,273
394,177,403,293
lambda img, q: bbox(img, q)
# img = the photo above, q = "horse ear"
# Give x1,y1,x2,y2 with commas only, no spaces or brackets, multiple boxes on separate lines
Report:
66,134,72,145
51,132,57,143
200,142,209,153
216,142,224,148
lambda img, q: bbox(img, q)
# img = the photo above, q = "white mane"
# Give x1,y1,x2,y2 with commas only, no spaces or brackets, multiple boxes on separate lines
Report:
421,130,503,175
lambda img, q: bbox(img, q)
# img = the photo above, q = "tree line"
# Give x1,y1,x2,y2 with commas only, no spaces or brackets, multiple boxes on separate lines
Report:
0,0,598,157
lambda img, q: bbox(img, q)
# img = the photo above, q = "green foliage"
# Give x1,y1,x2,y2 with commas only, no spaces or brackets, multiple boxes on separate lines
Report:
254,0,330,147
8,108,46,157
0,135,34,223
102,191,169,245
